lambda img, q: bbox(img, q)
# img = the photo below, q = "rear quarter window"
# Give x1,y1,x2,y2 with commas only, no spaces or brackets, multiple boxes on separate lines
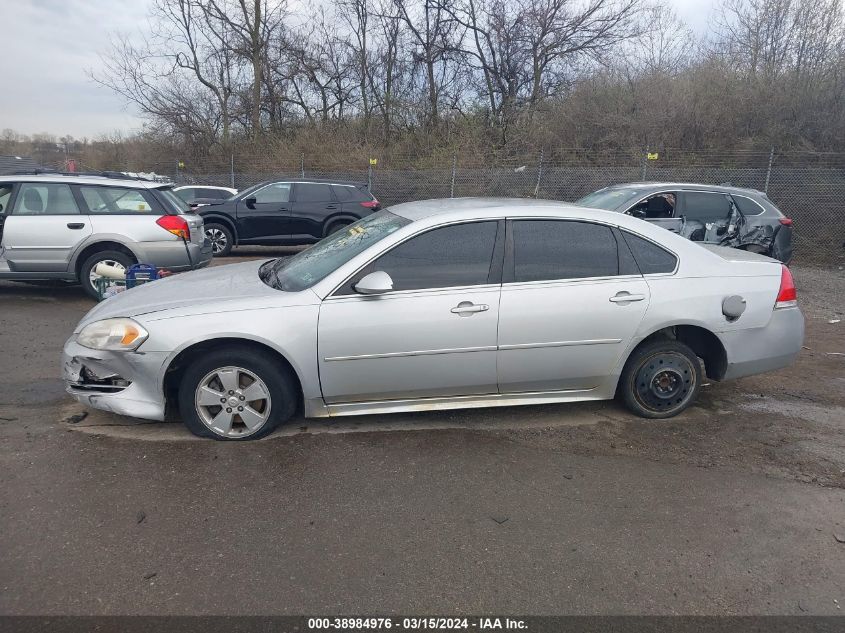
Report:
79,186,160,214
621,231,677,274
731,195,766,216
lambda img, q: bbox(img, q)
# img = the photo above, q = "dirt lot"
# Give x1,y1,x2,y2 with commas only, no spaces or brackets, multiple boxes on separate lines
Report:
0,254,844,615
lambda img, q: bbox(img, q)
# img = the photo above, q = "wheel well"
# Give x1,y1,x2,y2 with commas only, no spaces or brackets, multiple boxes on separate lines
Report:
323,215,357,235
631,325,728,380
74,241,137,279
162,338,303,419
202,215,238,240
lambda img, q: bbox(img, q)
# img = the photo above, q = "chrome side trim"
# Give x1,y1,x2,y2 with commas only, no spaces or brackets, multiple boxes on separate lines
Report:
498,338,622,351
324,387,602,418
3,245,68,250
325,338,620,362
325,344,497,362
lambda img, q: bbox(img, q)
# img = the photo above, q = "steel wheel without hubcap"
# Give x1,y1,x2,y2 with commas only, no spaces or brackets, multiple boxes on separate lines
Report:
194,366,272,438
633,353,695,414
89,259,126,292
206,228,228,254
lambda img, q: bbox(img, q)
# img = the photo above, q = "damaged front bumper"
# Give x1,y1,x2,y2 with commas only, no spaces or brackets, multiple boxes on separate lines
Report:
62,337,169,421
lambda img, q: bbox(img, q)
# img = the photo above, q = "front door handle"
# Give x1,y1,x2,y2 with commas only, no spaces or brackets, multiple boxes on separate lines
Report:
451,301,489,316
67,223,85,230
609,292,645,303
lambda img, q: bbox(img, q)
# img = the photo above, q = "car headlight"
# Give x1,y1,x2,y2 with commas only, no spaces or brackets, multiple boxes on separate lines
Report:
77,318,149,351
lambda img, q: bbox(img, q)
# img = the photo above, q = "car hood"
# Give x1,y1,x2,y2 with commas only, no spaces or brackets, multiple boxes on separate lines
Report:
77,260,283,327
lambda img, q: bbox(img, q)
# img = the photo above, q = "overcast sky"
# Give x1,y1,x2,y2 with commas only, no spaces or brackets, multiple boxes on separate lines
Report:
0,0,718,139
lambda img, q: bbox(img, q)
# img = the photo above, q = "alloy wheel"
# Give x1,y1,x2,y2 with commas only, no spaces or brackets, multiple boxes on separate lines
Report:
88,259,126,292
206,228,228,254
194,366,272,438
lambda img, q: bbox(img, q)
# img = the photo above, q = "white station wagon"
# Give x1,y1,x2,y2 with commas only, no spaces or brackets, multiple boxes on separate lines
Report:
63,198,804,440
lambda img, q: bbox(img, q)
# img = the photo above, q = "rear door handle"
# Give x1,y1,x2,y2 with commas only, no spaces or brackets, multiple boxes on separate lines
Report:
451,301,489,315
67,223,85,230
609,292,645,303
326,205,338,210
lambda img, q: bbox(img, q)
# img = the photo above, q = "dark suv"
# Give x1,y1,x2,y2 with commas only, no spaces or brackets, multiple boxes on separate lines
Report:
576,182,794,263
196,179,380,256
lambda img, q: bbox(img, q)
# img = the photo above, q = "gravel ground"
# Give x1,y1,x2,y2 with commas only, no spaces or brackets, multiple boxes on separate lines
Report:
1,254,844,615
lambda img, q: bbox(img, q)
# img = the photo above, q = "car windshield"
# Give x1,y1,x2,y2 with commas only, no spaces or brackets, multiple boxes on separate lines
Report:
575,188,646,211
260,210,411,292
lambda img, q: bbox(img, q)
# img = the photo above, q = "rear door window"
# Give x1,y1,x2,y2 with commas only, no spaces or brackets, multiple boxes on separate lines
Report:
13,183,80,215
511,220,618,282
79,186,159,214
681,192,733,221
296,183,333,203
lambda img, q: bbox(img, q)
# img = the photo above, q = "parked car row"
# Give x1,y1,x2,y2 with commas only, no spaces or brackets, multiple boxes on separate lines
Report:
174,178,793,263
0,170,801,440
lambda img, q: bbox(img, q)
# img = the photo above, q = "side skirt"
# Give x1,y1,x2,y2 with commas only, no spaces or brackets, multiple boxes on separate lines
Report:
305,387,611,419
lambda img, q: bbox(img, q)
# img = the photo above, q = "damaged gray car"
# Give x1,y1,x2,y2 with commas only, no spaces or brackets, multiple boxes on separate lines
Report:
576,183,793,263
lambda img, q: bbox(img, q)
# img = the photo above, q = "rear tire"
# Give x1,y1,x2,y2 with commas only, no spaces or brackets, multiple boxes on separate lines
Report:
618,339,702,419
178,347,297,440
205,223,234,256
325,220,351,236
79,249,134,300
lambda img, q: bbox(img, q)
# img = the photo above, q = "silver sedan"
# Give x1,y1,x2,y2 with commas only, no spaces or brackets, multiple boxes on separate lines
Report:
62,199,804,440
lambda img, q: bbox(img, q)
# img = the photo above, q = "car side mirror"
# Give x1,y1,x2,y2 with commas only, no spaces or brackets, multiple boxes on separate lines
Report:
244,197,257,209
354,271,393,295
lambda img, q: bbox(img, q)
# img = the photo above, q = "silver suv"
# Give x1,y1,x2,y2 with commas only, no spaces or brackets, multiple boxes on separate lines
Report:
0,172,212,298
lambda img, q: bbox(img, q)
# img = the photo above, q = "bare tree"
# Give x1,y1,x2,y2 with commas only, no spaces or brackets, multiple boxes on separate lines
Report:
394,0,462,126
199,0,285,136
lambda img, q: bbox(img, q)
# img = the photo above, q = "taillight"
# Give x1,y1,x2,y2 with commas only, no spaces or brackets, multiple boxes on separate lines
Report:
775,265,797,309
779,218,793,226
360,199,380,209
156,215,190,240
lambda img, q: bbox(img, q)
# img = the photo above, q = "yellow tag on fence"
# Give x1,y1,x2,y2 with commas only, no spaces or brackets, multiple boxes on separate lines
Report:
369,158,378,166
647,152,659,160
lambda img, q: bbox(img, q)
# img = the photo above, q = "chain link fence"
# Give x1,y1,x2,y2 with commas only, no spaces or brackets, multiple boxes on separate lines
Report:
94,148,845,265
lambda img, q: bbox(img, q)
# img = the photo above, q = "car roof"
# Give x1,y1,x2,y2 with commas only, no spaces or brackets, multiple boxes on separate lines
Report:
252,178,367,187
0,173,172,189
390,197,615,221
598,181,767,197
174,184,235,189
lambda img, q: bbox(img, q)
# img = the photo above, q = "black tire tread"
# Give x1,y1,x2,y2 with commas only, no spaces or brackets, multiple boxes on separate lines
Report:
618,338,702,419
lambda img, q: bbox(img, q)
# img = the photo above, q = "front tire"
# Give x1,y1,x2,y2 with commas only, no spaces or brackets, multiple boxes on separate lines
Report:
618,339,702,418
205,223,234,256
178,347,297,440
79,249,134,300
